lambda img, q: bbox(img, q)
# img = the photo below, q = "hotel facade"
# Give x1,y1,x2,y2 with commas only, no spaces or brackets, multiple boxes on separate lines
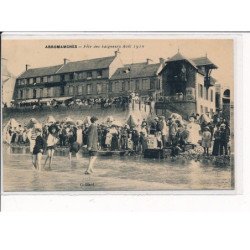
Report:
13,51,222,118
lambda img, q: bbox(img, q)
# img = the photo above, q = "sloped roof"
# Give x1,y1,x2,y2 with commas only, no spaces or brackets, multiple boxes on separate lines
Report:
18,64,63,79
191,56,218,69
110,62,161,80
17,55,116,79
57,56,116,74
167,52,198,69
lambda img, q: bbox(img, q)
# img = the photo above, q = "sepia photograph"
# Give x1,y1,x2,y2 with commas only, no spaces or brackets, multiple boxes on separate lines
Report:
1,34,234,192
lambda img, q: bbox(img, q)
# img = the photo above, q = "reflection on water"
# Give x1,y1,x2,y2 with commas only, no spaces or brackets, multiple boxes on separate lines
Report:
3,144,233,192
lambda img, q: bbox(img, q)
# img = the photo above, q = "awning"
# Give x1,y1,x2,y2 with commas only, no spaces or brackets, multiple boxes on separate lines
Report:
39,98,54,103
54,96,73,101
18,99,38,104
39,97,72,103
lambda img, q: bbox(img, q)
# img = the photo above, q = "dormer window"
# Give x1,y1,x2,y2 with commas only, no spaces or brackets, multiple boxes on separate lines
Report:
48,75,54,82
69,73,74,80
36,77,41,84
97,70,102,78
87,71,92,79
29,78,34,84
123,68,131,74
43,76,48,83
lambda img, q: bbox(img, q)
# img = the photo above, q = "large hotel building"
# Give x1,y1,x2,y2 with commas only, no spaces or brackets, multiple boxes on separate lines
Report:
13,51,224,117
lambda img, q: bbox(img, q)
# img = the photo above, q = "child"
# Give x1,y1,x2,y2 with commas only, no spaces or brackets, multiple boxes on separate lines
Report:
32,128,46,171
201,127,212,156
68,129,81,166
44,124,59,170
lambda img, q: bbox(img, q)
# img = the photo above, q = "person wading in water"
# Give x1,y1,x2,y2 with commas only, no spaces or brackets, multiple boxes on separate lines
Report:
85,116,99,175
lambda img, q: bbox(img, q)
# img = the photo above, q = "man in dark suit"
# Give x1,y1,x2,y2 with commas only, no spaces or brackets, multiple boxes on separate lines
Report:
85,116,99,174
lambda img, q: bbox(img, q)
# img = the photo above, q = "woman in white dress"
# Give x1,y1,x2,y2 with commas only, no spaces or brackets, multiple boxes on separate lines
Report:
186,117,201,145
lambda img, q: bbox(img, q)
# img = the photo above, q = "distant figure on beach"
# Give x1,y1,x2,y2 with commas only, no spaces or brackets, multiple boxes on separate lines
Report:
201,127,212,156
44,124,59,170
68,129,81,166
85,116,99,174
32,128,46,171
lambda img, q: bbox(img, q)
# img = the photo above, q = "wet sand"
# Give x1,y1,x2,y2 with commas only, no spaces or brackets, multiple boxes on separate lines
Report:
3,145,233,192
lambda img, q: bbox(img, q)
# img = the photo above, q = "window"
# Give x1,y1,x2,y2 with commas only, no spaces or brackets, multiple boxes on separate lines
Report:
87,71,92,79
77,85,83,95
142,79,150,90
29,78,34,84
125,81,130,91
17,79,21,85
69,86,74,95
69,73,74,80
130,80,136,91
122,82,125,91
157,78,161,90
36,89,40,98
199,84,203,98
36,77,41,84
48,88,53,97
200,105,203,114
97,83,102,94
65,74,70,81
78,72,83,79
48,76,54,82
40,89,43,98
205,87,208,100
87,84,91,94
33,89,37,99
18,90,23,99
210,89,214,102
43,76,48,83
135,80,140,91
111,82,116,92
97,70,102,78
43,88,48,98
205,107,208,114
60,75,65,82
102,83,107,93
60,86,65,96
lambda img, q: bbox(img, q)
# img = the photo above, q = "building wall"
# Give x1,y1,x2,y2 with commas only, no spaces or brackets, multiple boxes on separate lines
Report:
195,73,216,115
161,61,196,96
1,59,16,106
108,55,123,78
109,75,161,99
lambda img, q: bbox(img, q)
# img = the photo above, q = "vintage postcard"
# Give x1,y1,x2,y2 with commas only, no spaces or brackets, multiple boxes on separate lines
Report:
1,33,235,192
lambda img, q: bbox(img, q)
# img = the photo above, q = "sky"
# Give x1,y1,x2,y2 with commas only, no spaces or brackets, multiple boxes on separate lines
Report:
2,37,234,89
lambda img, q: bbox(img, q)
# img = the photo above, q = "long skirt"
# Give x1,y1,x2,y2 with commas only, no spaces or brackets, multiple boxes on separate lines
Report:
212,139,220,156
111,135,119,151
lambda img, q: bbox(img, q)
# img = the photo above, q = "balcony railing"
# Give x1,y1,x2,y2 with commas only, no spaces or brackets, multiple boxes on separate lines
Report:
156,94,195,102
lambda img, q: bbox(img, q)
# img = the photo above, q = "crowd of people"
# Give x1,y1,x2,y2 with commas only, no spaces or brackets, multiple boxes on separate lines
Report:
4,110,231,161
8,93,153,111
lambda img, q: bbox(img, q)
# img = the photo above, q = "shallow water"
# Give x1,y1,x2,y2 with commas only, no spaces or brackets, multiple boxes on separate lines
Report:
3,145,233,192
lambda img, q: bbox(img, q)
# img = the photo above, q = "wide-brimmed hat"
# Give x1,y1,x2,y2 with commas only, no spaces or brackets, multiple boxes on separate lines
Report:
48,124,60,134
90,116,98,123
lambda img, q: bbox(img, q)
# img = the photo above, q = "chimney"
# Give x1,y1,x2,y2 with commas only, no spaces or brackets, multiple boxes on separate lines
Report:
146,58,152,65
63,58,70,65
159,57,165,65
114,50,120,57
25,64,30,71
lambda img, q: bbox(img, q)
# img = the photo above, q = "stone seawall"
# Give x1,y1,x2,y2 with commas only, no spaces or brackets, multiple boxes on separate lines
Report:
2,102,152,125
